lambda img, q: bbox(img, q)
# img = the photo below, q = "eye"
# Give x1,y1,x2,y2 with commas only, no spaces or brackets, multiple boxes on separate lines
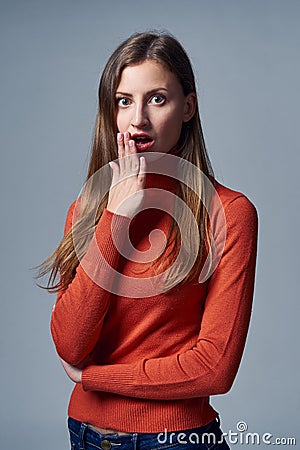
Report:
149,94,166,105
116,97,131,107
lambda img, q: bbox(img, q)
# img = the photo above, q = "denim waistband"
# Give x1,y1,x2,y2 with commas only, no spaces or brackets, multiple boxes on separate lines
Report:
68,417,134,441
68,416,223,449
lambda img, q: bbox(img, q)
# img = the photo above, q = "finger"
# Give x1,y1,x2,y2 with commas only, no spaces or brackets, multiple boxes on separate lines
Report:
109,161,120,185
117,132,125,157
123,131,130,154
120,131,133,177
59,357,67,369
137,156,146,186
128,140,140,173
117,133,126,173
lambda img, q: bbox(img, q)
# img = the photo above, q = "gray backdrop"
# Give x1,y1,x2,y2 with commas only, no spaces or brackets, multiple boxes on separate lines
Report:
0,0,299,448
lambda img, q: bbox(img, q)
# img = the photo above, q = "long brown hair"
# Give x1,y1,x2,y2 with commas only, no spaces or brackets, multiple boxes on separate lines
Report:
37,31,215,293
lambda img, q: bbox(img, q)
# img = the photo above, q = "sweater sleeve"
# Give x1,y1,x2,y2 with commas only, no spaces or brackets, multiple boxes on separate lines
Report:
50,202,131,366
81,195,258,400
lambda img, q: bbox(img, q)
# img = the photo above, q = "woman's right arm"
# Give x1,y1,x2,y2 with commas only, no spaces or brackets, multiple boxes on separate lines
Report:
51,133,145,366
50,204,131,366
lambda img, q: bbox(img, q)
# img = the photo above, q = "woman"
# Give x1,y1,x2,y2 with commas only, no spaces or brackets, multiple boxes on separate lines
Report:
38,32,258,449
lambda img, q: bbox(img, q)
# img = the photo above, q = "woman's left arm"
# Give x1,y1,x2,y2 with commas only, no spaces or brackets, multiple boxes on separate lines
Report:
66,195,258,400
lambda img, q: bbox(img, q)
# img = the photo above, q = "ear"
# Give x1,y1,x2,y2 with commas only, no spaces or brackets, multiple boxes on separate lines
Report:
183,92,197,122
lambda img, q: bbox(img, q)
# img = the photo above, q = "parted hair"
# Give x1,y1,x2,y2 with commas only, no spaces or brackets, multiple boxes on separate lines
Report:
37,31,215,293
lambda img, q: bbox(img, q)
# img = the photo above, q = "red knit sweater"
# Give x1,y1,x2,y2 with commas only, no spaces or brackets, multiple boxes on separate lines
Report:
51,175,258,433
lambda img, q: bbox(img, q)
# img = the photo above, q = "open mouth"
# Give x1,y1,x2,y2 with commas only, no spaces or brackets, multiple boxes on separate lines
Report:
132,134,154,152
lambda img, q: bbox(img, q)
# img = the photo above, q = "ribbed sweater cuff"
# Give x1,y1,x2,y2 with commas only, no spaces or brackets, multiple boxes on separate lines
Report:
82,363,136,392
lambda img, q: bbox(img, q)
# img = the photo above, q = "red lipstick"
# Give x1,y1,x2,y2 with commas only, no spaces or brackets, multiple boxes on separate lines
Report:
131,133,154,152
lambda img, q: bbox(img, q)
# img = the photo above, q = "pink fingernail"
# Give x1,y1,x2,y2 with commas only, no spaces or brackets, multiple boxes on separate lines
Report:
117,133,122,141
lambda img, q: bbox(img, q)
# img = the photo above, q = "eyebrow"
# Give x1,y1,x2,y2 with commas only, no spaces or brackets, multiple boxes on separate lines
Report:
115,88,169,97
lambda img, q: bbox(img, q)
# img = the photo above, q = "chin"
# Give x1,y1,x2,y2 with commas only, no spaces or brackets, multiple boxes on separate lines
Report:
143,151,170,164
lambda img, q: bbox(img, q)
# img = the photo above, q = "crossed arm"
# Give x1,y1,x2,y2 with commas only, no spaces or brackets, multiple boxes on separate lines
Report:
55,195,258,400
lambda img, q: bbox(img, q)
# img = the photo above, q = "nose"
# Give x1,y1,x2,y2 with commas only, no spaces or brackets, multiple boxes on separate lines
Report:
131,102,149,128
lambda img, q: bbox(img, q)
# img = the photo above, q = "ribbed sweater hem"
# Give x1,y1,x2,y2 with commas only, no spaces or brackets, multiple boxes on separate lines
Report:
68,386,218,433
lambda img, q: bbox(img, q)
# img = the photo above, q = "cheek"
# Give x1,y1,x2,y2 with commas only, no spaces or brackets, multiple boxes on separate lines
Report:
116,111,128,132
158,113,183,142
159,104,184,127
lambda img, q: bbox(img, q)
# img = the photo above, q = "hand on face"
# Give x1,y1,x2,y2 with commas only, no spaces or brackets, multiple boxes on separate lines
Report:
107,132,146,219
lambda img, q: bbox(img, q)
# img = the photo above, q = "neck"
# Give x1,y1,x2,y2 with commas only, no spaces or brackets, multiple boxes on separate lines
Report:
143,150,180,192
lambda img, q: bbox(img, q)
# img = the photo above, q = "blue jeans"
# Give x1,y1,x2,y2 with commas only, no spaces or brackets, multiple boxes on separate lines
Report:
68,417,230,450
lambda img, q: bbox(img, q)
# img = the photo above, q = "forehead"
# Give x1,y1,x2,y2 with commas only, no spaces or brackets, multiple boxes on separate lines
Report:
117,60,180,92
